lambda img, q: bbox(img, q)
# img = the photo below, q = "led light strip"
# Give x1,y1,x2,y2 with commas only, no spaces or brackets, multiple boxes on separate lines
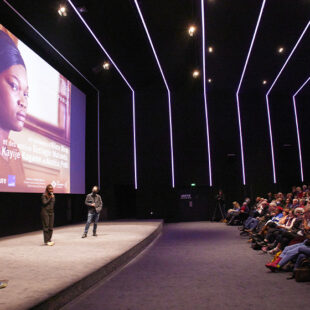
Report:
293,76,310,182
266,20,310,183
235,0,266,185
201,0,213,187
3,0,102,188
97,92,101,187
67,0,138,189
134,0,175,188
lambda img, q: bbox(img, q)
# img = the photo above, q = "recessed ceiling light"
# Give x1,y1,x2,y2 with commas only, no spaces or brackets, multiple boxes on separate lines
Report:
58,5,67,16
77,6,87,13
102,61,110,70
262,80,267,85
208,46,214,53
277,46,284,54
192,70,200,78
188,25,197,37
208,78,212,83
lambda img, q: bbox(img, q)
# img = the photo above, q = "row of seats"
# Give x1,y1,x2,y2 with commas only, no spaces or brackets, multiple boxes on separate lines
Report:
224,186,310,282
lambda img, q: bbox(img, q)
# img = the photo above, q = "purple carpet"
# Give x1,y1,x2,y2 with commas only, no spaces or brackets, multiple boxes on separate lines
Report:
63,222,310,310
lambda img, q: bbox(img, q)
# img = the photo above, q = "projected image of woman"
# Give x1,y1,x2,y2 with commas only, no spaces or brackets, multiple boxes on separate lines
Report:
0,30,28,189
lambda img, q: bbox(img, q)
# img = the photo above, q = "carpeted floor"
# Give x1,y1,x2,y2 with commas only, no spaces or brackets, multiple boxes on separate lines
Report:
63,222,310,310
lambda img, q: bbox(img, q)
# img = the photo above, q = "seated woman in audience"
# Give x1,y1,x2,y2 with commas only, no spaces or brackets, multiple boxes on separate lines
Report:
284,198,292,209
225,201,240,223
251,197,265,217
227,201,249,225
286,192,293,200
299,198,307,209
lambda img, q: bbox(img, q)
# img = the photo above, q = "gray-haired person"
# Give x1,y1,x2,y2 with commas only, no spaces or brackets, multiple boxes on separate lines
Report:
82,186,102,238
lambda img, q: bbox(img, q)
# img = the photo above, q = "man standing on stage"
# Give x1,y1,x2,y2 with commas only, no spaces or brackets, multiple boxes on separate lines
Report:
82,186,103,238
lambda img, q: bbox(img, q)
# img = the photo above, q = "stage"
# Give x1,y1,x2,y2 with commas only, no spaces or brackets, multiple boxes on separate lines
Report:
0,220,163,310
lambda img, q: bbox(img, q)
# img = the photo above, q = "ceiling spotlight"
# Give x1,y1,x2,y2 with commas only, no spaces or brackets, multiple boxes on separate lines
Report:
58,5,67,16
192,70,200,78
102,61,110,70
77,6,87,13
208,78,212,83
262,80,267,85
188,25,197,37
277,46,284,54
208,46,214,53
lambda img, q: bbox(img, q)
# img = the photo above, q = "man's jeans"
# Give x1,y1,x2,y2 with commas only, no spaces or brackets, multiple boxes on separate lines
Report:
84,212,100,234
279,242,306,267
244,217,258,230
294,245,310,270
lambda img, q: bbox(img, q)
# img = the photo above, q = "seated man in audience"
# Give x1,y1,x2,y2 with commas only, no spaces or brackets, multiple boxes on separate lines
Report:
265,238,310,272
291,198,299,209
287,241,310,279
266,206,284,225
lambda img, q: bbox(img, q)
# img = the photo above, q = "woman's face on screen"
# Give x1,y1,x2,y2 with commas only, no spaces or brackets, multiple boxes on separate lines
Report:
0,64,28,132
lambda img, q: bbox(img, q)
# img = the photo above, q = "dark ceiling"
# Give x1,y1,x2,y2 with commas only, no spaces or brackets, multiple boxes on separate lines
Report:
1,0,309,95
1,0,310,192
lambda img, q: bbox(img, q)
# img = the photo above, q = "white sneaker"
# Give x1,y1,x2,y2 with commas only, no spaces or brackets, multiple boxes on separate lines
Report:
47,241,55,246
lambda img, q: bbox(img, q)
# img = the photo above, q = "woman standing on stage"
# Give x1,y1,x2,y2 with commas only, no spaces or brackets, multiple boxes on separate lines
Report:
41,184,55,246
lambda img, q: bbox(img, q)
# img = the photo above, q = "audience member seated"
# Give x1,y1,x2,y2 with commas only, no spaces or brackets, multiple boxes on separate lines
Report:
229,183,310,282
225,201,240,223
240,199,268,233
227,201,249,225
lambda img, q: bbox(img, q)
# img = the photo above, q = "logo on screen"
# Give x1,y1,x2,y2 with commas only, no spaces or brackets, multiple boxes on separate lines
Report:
8,175,16,187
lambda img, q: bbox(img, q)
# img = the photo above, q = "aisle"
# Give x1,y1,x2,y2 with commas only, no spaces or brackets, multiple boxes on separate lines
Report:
63,222,309,310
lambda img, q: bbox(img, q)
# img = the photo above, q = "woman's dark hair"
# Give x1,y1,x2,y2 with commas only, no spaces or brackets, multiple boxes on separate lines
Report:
44,184,53,195
0,30,25,73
